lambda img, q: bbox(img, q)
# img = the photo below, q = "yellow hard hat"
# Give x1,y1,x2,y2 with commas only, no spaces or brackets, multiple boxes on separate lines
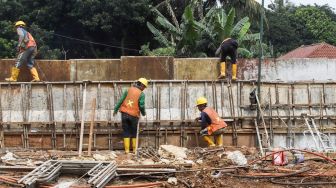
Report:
138,78,148,87
196,97,207,106
15,21,26,27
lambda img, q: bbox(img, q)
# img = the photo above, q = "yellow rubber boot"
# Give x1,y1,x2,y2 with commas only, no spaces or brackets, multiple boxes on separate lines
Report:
30,67,40,82
232,64,237,81
5,67,20,82
123,138,130,154
131,138,137,153
217,62,226,79
203,135,215,147
215,135,223,146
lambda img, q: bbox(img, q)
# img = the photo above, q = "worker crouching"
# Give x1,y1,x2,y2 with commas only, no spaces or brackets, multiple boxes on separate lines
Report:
114,78,148,154
195,97,227,147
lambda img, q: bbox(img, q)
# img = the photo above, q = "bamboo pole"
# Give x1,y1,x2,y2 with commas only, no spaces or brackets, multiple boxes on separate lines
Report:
88,98,96,156
78,82,87,157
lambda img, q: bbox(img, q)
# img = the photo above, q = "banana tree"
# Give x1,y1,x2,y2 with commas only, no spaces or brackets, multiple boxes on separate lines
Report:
146,5,206,57
201,7,260,57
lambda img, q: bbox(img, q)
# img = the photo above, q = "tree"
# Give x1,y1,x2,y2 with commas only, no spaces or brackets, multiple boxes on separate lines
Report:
263,2,336,57
199,7,261,57
295,6,336,45
145,5,206,57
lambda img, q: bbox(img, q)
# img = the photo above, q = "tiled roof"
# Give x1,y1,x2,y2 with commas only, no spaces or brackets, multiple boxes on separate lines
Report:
278,42,336,60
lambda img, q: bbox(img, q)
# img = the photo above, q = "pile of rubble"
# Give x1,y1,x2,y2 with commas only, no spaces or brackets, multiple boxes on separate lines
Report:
0,145,336,187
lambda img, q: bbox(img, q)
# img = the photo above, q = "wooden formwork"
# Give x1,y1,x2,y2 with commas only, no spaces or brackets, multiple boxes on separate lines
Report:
0,80,335,150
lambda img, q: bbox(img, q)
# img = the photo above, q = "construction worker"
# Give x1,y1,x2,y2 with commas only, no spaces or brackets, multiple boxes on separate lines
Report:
215,38,238,80
195,97,227,147
5,21,40,82
113,78,148,154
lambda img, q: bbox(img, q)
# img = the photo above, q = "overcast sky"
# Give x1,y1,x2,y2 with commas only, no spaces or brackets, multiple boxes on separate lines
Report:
256,0,336,10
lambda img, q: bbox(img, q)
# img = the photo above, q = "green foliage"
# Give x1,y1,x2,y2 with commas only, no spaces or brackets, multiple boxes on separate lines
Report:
295,6,336,44
0,0,153,59
139,43,175,56
0,21,16,58
264,2,336,57
199,7,261,57
146,4,261,58
1,0,335,59
146,5,205,57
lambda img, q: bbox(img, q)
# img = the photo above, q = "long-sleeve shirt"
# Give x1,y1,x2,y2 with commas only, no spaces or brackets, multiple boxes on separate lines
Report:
16,27,26,47
200,111,211,129
113,87,146,116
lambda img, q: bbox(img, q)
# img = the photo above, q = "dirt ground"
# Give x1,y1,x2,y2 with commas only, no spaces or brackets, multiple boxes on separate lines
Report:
0,146,336,188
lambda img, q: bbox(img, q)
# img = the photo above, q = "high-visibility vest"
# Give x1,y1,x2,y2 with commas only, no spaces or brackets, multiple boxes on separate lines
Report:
119,87,142,117
203,107,227,135
19,28,36,49
25,32,36,48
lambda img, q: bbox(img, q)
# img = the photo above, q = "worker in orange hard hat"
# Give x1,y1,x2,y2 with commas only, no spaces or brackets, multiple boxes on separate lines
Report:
114,78,148,154
5,21,40,82
215,38,238,80
195,97,227,147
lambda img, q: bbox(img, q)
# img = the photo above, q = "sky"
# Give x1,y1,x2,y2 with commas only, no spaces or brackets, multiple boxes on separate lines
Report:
256,0,336,10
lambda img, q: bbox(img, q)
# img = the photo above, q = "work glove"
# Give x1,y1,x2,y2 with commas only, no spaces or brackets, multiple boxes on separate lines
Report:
113,111,117,117
194,117,200,122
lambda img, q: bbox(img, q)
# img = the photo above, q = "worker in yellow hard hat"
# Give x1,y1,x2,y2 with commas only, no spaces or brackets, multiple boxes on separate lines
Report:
215,38,238,80
5,21,40,82
114,78,148,154
195,97,227,147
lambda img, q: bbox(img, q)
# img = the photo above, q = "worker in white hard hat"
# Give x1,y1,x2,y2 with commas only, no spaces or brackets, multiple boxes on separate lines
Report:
5,21,40,82
114,78,148,154
195,97,227,147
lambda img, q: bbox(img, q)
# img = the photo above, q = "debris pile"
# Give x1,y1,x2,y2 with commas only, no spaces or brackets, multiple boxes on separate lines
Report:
0,146,336,187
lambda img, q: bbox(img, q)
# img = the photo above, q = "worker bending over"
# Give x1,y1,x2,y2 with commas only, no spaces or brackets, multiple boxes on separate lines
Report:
195,97,227,147
114,78,148,154
215,38,238,80
6,21,40,82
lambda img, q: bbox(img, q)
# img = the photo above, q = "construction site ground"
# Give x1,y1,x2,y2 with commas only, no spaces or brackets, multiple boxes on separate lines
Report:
1,145,335,188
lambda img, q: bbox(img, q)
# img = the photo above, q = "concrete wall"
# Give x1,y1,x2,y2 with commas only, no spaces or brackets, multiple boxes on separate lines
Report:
120,56,174,80
0,60,70,82
1,57,336,81
70,59,120,81
174,58,218,80
263,58,336,81
1,81,335,150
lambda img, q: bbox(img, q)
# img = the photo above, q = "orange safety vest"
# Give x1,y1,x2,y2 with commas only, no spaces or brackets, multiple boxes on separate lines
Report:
19,29,36,49
119,87,142,117
25,32,36,48
203,107,227,135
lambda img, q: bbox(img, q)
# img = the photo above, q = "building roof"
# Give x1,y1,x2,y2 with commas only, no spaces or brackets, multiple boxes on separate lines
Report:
278,42,336,60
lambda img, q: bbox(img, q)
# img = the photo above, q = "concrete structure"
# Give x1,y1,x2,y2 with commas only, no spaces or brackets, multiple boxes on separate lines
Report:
0,80,335,151
1,57,336,151
263,59,336,81
2,57,335,82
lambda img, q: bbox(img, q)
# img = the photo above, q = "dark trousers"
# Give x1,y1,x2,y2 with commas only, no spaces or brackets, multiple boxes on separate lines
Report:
121,112,139,138
219,39,238,64
15,46,37,69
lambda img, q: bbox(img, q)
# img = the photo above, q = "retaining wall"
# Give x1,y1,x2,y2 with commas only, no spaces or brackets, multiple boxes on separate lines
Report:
1,57,335,81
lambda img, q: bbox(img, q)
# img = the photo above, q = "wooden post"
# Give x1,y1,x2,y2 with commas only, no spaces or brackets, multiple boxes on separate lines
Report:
78,83,87,157
88,98,96,156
